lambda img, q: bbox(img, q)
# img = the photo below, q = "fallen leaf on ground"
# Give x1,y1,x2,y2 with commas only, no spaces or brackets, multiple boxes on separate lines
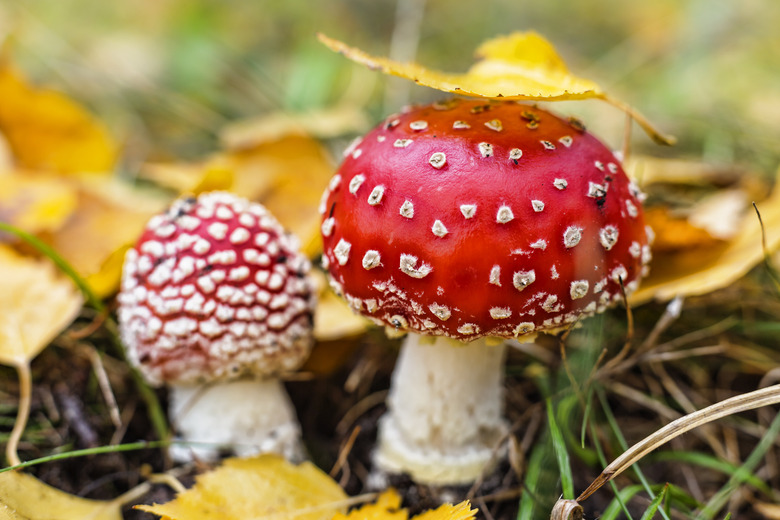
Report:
136,454,348,520
631,167,780,304
318,32,673,145
312,269,370,342
334,489,477,520
0,246,82,366
0,55,117,174
332,490,405,520
755,502,780,519
412,501,477,520
46,177,170,297
141,133,335,258
0,471,120,520
0,171,78,236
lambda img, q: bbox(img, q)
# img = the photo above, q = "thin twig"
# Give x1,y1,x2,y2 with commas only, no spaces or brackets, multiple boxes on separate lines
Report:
86,346,122,429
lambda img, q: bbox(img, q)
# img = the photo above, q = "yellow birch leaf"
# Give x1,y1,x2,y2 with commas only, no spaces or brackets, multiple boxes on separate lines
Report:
0,171,78,236
46,177,169,297
0,246,82,366
319,32,600,101
318,32,674,145
631,168,780,304
332,490,406,520
331,489,476,520
0,57,117,174
411,501,477,520
0,471,120,520
136,454,348,520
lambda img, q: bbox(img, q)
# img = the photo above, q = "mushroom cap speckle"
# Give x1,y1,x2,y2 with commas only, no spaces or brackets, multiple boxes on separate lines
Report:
118,192,316,386
320,100,652,341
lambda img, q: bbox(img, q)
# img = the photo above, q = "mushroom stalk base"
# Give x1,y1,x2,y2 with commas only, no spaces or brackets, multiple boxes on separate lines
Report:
168,378,303,463
375,334,508,485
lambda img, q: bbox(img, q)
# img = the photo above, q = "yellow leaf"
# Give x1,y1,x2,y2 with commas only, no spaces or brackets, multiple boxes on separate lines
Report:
0,246,82,366
0,57,117,174
411,501,477,520
0,171,78,235
319,32,600,101
0,471,120,520
136,454,348,520
220,106,370,151
312,270,370,342
755,502,780,519
141,134,335,259
47,177,170,297
332,489,406,520
318,32,674,145
631,167,780,304
332,490,477,520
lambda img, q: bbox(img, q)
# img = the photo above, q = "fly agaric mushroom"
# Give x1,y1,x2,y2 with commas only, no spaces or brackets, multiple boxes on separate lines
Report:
118,191,315,462
320,99,652,484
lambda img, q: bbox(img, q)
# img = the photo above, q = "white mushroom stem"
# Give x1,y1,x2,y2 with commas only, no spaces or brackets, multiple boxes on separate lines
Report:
167,378,303,463
375,334,508,484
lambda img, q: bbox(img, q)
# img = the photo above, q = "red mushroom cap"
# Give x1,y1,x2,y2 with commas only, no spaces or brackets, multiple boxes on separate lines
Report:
320,99,652,341
118,192,315,385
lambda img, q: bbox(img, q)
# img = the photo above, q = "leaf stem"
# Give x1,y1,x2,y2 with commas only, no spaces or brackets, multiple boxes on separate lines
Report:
5,360,32,467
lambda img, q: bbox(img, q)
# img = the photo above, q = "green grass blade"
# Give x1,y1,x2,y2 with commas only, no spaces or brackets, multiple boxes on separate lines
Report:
639,484,668,520
598,388,672,520
0,220,169,441
699,410,780,518
517,436,547,520
0,221,104,311
649,451,772,496
0,440,169,473
547,398,574,499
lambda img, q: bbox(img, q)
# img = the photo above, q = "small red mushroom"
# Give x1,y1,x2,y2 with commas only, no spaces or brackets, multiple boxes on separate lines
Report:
320,99,652,484
118,191,315,462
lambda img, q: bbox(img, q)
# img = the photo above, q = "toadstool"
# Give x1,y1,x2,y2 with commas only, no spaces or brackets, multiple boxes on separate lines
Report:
118,191,316,462
320,99,652,484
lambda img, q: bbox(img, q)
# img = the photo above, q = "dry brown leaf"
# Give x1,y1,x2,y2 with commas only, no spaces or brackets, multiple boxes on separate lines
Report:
0,246,82,366
631,168,780,304
318,32,673,145
136,454,348,520
0,471,120,520
46,177,170,297
0,57,117,174
0,171,78,236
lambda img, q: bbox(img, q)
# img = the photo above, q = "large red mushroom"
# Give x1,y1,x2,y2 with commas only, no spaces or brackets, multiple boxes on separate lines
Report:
320,99,652,484
118,191,315,462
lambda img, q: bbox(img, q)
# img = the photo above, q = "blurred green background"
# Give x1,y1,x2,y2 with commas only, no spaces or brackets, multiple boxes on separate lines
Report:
4,0,779,171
